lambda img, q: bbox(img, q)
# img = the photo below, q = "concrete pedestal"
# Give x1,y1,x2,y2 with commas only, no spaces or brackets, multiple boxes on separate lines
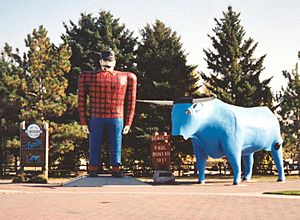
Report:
63,175,149,187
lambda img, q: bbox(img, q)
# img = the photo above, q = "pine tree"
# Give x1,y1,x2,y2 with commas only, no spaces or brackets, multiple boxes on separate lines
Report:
201,6,272,107
2,26,87,173
0,51,22,175
133,20,200,165
279,53,300,165
137,20,199,100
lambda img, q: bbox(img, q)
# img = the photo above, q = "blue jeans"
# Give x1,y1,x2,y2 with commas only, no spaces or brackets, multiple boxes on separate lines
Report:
89,118,124,167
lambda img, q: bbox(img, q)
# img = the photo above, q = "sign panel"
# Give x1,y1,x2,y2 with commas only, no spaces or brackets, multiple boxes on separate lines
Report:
20,123,46,167
25,123,42,139
151,133,171,169
20,150,46,167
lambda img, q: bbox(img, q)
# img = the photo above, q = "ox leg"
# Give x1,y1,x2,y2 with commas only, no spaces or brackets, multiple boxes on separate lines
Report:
242,153,254,181
192,140,207,184
225,150,241,185
271,144,285,182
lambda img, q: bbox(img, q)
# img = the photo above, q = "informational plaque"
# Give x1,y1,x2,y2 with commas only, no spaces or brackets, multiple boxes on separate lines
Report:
20,122,49,178
151,132,171,170
151,132,175,184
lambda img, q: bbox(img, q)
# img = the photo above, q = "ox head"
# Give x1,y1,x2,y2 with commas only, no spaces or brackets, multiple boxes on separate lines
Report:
137,96,216,140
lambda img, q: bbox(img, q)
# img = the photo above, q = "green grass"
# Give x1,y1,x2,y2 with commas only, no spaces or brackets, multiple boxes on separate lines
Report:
263,190,300,196
170,174,300,180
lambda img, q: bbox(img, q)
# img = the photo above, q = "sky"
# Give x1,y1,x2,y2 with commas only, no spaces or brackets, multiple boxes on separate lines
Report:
0,0,299,92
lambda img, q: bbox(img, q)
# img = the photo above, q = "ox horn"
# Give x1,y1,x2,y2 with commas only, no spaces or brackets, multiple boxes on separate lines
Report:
192,95,216,103
137,100,174,106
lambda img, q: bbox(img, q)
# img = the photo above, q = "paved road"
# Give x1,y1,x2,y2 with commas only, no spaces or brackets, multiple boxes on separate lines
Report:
1,178,300,220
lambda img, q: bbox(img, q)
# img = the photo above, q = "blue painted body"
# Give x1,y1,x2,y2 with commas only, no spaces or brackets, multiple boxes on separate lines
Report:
172,98,285,184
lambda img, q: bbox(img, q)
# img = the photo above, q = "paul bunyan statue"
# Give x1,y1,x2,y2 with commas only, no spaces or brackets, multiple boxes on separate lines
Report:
78,50,137,177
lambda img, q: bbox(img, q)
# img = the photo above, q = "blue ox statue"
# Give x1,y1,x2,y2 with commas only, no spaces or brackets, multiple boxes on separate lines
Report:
138,96,285,185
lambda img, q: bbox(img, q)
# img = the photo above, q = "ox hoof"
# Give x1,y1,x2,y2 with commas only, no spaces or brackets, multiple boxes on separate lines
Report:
242,177,251,182
197,181,205,185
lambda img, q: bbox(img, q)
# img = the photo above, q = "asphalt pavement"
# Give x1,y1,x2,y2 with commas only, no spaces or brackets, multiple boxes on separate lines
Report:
1,176,300,220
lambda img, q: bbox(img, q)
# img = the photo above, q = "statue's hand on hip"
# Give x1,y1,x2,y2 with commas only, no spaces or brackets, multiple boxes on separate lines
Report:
122,125,130,135
82,125,90,134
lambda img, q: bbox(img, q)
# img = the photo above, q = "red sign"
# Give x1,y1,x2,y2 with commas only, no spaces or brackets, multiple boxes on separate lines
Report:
151,133,171,169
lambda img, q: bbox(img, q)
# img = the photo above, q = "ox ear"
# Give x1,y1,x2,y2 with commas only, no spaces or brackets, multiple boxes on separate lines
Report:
137,100,174,106
192,95,216,103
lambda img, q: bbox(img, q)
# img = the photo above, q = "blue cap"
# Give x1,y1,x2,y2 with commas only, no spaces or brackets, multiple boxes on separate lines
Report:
100,50,115,61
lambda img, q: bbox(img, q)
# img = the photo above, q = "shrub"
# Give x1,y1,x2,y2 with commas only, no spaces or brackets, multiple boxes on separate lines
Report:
12,173,27,183
27,174,48,184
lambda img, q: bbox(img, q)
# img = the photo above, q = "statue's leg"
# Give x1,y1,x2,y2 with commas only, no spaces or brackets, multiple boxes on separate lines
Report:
271,143,285,182
108,118,124,167
192,139,207,184
224,148,241,185
242,153,254,181
89,118,104,176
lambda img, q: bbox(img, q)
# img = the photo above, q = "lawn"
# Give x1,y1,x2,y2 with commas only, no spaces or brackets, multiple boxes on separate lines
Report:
263,190,300,196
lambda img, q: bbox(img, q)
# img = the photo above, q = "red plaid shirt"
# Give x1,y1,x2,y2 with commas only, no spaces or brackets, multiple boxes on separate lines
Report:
78,70,137,126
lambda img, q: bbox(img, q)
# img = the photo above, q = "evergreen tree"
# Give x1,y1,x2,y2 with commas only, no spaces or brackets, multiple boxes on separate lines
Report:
137,20,199,100
279,53,300,164
0,51,22,175
2,26,87,174
201,6,272,107
133,20,200,165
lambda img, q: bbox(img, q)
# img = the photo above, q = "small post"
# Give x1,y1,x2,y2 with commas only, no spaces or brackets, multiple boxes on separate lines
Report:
19,121,25,175
43,122,49,179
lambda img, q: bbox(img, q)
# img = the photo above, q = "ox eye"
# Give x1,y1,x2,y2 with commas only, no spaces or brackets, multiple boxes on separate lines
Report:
185,110,192,115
